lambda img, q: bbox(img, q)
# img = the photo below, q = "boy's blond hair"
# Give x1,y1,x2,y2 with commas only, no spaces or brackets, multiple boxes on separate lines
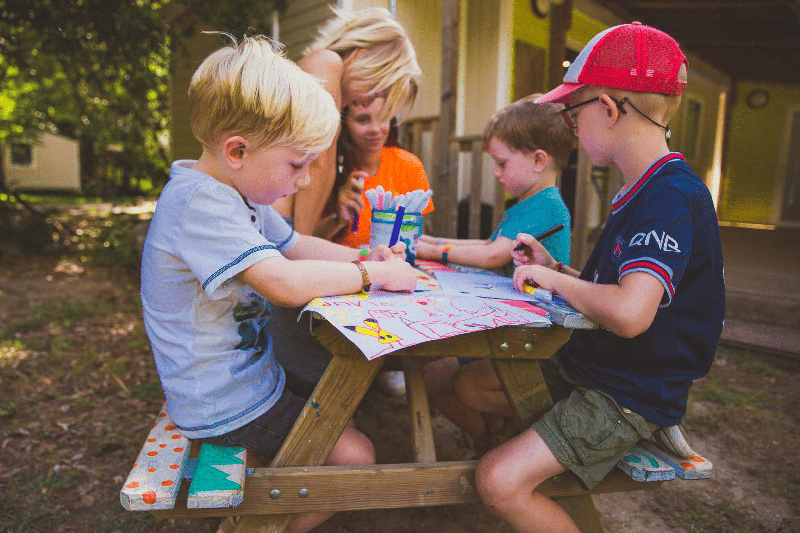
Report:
305,7,421,121
578,85,683,125
189,35,340,153
483,95,574,170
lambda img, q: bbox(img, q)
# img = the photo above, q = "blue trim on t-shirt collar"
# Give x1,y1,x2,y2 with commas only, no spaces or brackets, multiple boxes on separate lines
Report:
611,153,685,215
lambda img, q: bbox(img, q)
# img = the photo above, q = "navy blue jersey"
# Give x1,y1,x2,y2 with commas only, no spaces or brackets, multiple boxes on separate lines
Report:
559,153,724,426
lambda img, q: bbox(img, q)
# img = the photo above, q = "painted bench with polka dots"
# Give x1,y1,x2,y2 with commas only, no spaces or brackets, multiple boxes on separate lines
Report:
120,404,246,511
120,407,712,514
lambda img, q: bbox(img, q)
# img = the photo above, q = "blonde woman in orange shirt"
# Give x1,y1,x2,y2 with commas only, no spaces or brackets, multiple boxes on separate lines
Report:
271,7,421,236
317,96,434,246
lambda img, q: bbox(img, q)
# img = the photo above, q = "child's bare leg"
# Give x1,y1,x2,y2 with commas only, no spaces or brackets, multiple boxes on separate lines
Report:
454,359,515,418
475,428,579,533
284,421,374,533
423,357,488,440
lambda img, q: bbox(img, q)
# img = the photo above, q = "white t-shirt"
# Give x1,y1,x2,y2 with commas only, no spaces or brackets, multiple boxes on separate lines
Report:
141,160,299,438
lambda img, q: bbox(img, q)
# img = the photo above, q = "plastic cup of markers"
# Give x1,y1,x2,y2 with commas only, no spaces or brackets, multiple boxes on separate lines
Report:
369,209,423,265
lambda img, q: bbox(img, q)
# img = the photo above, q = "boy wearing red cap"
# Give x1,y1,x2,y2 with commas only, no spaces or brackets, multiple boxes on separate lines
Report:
474,23,724,532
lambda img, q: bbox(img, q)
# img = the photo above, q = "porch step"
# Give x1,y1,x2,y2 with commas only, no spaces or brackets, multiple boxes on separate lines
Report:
720,318,800,358
725,289,800,330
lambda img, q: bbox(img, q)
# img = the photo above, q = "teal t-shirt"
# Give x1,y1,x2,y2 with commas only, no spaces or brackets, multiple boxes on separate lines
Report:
491,186,571,266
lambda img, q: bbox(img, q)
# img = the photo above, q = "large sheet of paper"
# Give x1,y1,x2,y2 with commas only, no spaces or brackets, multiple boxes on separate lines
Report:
302,289,550,360
433,270,539,303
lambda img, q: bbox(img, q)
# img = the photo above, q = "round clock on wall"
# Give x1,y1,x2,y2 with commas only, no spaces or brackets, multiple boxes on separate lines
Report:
531,0,551,18
746,89,769,109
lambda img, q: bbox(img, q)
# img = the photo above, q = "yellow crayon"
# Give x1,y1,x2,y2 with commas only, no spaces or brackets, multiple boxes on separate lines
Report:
522,283,552,302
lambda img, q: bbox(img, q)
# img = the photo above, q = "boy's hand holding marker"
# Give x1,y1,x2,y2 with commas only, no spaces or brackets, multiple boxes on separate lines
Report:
511,230,567,300
511,232,557,268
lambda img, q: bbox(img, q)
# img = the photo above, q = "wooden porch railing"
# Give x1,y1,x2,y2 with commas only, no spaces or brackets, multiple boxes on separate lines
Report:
400,117,504,240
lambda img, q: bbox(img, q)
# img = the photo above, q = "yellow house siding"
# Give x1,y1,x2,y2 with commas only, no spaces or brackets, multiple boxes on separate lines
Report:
510,2,607,93
568,10,607,52
397,0,443,119
462,0,501,134
280,1,338,61
719,82,800,224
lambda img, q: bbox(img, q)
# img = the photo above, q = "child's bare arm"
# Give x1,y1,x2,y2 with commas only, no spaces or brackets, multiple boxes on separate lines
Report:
418,234,488,246
285,234,364,262
415,236,515,270
240,255,416,308
513,266,663,338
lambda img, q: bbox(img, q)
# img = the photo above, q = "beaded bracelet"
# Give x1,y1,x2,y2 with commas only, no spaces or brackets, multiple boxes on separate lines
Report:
359,248,370,261
441,245,452,263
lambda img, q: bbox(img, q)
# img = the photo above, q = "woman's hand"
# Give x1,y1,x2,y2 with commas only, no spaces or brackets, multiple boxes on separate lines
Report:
336,170,367,223
368,242,407,261
511,233,556,268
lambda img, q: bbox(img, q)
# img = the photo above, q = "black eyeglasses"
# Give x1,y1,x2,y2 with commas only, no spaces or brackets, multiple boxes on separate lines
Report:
560,97,600,129
560,95,671,142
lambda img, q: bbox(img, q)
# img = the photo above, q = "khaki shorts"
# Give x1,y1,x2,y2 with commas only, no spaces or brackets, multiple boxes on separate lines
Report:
533,356,660,490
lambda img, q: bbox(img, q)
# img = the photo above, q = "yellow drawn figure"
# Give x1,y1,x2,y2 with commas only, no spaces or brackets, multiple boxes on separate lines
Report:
344,318,401,344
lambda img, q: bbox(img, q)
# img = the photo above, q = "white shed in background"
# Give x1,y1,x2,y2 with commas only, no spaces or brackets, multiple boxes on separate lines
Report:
3,131,81,192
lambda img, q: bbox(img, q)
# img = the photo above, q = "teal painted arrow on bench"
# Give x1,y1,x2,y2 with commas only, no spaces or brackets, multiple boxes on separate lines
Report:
187,443,246,509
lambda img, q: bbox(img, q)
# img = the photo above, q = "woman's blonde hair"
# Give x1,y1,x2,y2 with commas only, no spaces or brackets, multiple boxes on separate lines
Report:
189,35,340,153
305,7,421,121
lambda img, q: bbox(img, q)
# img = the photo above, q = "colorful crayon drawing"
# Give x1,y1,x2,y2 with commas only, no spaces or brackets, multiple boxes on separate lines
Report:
303,289,550,360
344,318,402,344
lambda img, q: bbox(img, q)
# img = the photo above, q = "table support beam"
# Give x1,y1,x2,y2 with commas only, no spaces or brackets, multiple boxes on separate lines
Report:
153,465,660,518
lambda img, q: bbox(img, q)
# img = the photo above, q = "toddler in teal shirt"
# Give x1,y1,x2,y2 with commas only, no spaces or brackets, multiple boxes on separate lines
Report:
420,95,573,449
416,95,572,273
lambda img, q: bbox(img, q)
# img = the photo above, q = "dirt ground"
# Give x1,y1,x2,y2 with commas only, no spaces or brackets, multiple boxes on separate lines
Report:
1,205,798,533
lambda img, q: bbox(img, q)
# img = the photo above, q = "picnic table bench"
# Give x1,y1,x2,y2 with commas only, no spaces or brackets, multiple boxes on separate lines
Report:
122,316,712,533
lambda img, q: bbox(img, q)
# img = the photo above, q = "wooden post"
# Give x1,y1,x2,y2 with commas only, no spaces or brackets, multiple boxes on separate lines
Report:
431,0,460,238
570,147,592,270
547,0,573,90
469,140,483,239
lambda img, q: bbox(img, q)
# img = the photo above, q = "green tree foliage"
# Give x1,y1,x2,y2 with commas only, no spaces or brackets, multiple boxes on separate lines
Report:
0,0,284,197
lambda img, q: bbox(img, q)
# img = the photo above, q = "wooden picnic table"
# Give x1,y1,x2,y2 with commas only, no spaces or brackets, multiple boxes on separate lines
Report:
155,314,658,532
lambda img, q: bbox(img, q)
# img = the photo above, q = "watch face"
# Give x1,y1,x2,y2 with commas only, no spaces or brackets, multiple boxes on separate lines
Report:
746,89,769,109
532,0,550,17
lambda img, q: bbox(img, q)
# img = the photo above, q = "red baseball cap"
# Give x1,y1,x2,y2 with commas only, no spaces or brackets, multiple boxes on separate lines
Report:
535,22,688,104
